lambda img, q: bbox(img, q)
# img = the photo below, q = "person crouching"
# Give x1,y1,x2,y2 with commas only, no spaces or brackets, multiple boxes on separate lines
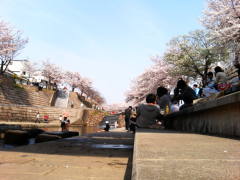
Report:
98,121,110,132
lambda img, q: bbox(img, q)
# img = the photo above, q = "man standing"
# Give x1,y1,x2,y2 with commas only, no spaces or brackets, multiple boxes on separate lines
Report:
124,106,132,131
71,100,74,108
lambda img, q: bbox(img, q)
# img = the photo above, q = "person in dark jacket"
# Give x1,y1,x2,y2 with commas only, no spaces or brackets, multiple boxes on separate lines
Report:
124,106,132,130
98,121,110,132
176,80,197,110
136,94,161,128
104,121,110,131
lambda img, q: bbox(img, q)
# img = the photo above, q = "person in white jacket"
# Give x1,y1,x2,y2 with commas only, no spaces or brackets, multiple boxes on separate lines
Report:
213,66,227,89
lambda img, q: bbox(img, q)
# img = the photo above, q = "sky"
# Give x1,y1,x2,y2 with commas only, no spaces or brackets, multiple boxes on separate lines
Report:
0,0,206,105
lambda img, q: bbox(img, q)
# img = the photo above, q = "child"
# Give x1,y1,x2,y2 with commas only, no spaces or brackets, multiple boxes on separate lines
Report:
61,120,68,131
35,112,40,123
59,115,62,123
114,121,118,129
66,120,70,131
44,115,49,123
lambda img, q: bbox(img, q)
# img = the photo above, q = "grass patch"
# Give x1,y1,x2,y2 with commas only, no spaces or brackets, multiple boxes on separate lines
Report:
92,111,100,115
42,89,55,92
14,84,24,89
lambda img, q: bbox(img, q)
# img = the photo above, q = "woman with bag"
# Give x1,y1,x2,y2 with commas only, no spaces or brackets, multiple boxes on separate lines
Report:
213,66,230,91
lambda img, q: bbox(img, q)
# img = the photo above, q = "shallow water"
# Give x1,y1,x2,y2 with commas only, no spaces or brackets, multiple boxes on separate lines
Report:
0,126,100,150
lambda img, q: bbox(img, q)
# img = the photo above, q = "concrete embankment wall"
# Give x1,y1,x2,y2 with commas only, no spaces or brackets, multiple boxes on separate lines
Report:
0,103,109,126
164,91,240,136
0,103,83,122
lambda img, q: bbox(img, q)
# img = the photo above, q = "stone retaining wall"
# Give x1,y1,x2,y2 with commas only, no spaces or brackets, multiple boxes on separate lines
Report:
0,103,109,127
0,75,14,89
80,109,108,126
164,91,240,136
0,104,83,123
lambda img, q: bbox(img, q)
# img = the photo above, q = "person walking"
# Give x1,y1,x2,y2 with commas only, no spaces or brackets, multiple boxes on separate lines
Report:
124,106,132,131
39,81,44,91
71,100,74,108
35,112,40,123
59,115,62,123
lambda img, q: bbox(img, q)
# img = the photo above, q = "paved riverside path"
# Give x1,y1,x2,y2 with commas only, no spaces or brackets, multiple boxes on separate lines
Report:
132,128,240,180
0,128,134,180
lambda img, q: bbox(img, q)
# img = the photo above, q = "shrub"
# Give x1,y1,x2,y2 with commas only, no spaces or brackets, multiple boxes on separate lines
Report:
13,73,18,79
14,84,24,89
82,100,92,108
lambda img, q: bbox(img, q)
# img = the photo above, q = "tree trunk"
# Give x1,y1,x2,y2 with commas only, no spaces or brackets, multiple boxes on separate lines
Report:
48,77,51,90
0,60,4,75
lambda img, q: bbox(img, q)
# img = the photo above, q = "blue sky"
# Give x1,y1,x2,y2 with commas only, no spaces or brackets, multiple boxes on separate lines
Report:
0,0,205,104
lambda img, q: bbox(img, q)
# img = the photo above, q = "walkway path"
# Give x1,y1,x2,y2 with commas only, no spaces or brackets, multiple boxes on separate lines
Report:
132,128,240,180
0,128,134,180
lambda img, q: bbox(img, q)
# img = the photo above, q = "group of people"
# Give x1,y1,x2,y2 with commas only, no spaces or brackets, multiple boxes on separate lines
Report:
192,66,229,98
124,66,236,133
35,112,50,123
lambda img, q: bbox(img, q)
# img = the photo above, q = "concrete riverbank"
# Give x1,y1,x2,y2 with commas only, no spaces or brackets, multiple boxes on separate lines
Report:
132,128,240,180
0,128,134,180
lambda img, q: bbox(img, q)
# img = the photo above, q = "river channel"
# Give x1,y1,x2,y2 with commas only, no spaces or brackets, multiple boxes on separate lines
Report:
0,126,101,150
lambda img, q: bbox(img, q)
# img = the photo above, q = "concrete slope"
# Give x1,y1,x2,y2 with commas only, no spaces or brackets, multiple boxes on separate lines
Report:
54,90,69,108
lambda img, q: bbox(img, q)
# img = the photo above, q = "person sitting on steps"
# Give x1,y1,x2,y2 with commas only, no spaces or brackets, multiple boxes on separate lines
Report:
136,94,162,129
175,79,197,110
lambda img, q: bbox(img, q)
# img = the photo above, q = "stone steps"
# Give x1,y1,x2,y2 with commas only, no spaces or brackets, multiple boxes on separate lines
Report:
0,86,54,107
0,104,82,123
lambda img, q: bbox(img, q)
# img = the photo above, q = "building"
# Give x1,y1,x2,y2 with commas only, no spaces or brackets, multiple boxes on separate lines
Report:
5,59,47,85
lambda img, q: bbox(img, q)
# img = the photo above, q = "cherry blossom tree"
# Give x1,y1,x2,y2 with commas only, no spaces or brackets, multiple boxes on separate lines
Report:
199,0,240,43
86,88,99,103
125,55,178,107
78,77,93,96
42,59,62,89
199,0,240,72
95,95,106,105
65,71,81,92
0,17,28,75
104,103,131,114
105,56,177,113
164,29,229,80
21,59,38,78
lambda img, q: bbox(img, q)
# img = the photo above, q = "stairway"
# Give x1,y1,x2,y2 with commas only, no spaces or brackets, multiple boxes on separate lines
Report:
99,115,119,127
0,85,54,106
54,90,70,108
